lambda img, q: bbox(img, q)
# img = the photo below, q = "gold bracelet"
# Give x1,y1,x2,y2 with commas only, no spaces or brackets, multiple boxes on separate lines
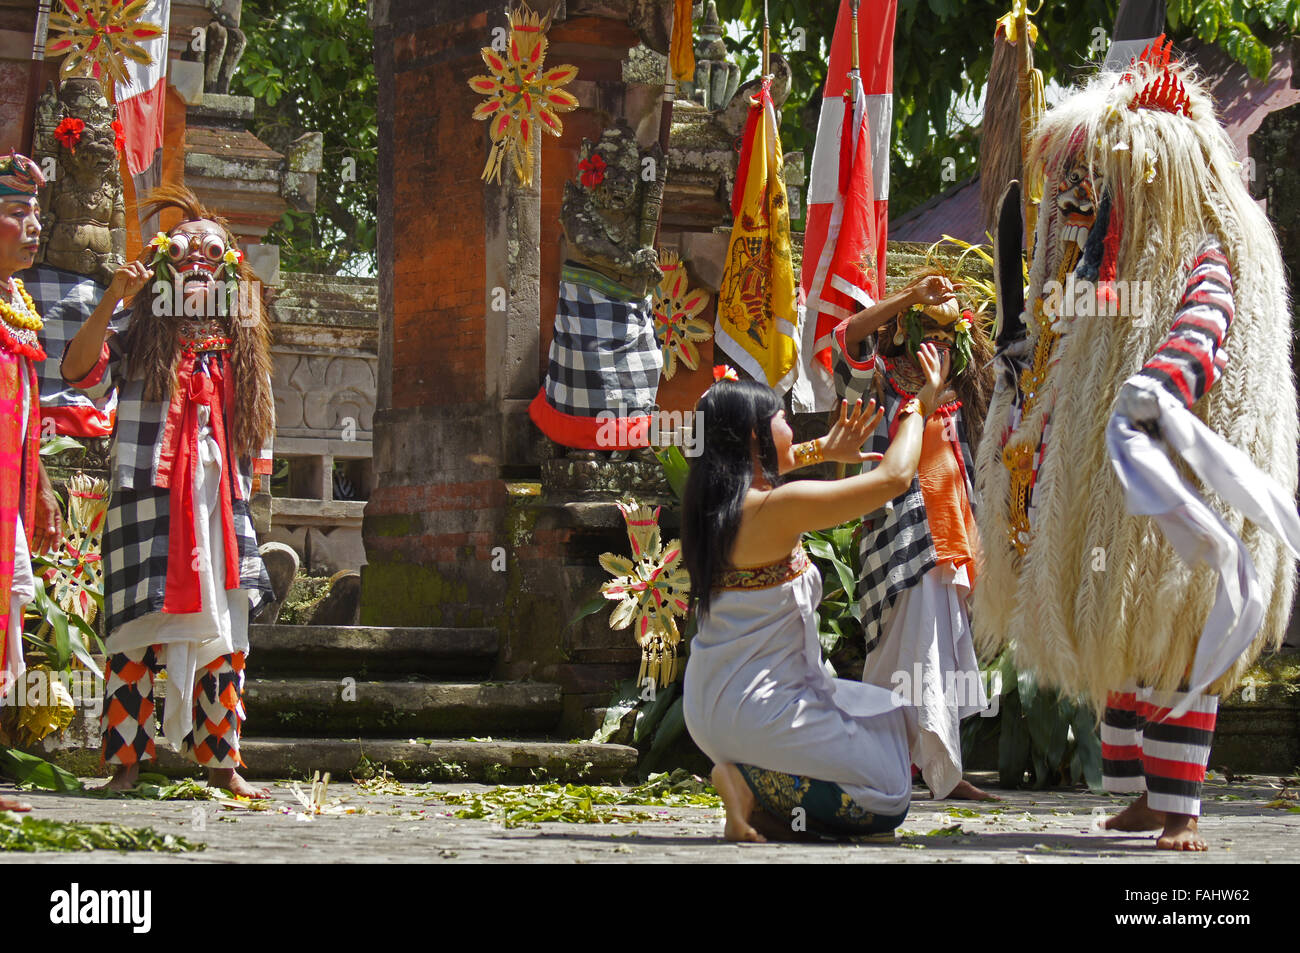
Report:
792,439,824,467
901,397,931,419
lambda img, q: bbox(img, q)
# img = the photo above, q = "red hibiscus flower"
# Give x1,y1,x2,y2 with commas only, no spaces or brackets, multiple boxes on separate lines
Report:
55,117,85,153
712,365,739,382
579,152,606,188
111,119,125,152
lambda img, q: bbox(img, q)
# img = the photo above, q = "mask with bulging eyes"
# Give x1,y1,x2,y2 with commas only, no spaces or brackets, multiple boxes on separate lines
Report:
1056,159,1101,249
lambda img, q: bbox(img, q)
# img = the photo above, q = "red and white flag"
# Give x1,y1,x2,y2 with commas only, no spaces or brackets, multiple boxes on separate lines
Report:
114,0,171,177
792,0,896,413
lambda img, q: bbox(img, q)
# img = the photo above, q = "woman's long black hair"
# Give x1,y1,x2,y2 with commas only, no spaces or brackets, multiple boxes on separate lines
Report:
681,380,783,618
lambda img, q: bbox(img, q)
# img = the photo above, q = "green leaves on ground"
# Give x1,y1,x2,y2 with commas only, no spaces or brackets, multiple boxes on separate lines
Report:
0,747,82,792
82,775,216,801
429,770,720,828
0,814,203,853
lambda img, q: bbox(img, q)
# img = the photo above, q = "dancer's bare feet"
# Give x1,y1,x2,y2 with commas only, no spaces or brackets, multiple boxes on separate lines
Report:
0,795,31,812
208,768,270,800
1156,814,1207,851
96,763,141,792
1103,793,1165,832
711,764,765,843
941,779,1000,801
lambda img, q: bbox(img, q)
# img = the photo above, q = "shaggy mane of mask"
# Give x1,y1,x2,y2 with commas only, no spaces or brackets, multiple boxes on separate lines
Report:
972,59,1296,707
119,184,274,457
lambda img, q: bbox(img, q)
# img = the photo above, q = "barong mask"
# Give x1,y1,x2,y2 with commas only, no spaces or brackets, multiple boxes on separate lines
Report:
1056,159,1100,250
146,218,245,320
885,267,990,379
121,185,273,458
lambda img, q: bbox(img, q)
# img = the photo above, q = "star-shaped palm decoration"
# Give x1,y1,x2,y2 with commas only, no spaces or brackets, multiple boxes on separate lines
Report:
599,502,691,688
47,0,164,93
468,4,579,186
42,472,108,626
653,251,712,379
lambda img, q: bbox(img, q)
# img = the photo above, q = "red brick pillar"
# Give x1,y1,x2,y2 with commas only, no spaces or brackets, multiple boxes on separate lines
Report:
364,0,509,629
365,0,667,727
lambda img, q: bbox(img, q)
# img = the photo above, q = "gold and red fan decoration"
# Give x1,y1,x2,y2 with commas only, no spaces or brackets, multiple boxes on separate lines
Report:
467,3,579,186
652,251,712,379
599,502,691,689
46,0,165,93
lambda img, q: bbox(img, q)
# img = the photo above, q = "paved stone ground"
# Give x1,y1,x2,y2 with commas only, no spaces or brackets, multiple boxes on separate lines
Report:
2,771,1297,863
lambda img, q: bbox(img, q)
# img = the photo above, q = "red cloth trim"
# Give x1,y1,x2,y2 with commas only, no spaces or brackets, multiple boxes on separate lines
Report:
528,390,652,450
1106,691,1138,710
63,341,111,389
1137,705,1218,732
159,355,241,614
832,319,877,372
252,457,273,475
41,403,113,438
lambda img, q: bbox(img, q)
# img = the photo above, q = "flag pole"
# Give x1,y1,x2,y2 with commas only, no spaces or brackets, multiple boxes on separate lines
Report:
850,0,860,72
762,0,770,76
653,0,678,248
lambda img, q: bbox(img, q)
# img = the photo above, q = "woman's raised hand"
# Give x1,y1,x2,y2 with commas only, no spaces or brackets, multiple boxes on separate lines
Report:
916,342,956,413
821,397,886,464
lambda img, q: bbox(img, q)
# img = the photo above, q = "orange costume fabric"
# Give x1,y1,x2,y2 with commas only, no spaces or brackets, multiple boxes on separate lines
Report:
916,414,979,582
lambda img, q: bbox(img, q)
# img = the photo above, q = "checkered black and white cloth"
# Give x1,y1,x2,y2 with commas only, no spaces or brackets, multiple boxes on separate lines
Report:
832,324,978,655
18,264,116,435
543,264,662,417
66,318,270,636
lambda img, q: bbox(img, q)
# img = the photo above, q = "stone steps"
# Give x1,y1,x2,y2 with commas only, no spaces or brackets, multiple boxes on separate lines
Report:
248,624,496,677
242,677,562,737
34,620,638,784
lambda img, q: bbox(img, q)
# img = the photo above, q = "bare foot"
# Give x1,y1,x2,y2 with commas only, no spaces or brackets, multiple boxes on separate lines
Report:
940,779,1000,802
208,768,270,800
0,795,31,812
1156,813,1207,851
95,764,141,792
1103,793,1165,832
711,764,765,843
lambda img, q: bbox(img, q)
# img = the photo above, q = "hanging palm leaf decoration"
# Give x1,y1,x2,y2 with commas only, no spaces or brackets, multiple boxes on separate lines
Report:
467,3,579,185
43,472,108,627
598,501,691,689
653,251,712,379
46,0,164,93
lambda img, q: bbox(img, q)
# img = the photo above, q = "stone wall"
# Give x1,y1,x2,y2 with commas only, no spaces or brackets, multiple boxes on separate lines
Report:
266,272,378,574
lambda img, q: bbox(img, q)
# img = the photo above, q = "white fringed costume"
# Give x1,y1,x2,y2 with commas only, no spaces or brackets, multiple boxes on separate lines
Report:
974,51,1298,712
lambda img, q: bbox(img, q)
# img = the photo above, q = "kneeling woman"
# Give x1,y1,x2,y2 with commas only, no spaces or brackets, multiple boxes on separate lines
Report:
682,346,951,842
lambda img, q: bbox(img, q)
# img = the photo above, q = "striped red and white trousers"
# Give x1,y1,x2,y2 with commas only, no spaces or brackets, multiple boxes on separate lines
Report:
1101,686,1218,817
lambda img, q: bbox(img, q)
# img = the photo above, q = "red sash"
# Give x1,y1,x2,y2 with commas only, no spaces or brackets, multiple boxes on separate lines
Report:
0,350,40,675
155,352,241,614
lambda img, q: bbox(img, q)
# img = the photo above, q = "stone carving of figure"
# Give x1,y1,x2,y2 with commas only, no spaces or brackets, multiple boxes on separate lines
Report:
560,120,666,299
200,0,247,95
33,79,126,285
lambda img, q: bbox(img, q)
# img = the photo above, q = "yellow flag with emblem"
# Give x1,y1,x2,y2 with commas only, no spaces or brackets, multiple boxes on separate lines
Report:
715,78,799,392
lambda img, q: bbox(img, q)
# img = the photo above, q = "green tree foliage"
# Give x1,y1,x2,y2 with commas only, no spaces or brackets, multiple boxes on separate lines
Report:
231,0,377,275
713,0,1299,216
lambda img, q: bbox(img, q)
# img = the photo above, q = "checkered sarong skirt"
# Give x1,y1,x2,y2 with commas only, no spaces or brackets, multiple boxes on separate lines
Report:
529,264,662,450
